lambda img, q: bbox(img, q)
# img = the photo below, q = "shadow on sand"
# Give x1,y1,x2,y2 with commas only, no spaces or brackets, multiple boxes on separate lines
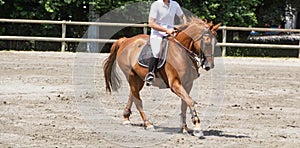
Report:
203,129,250,139
130,123,250,139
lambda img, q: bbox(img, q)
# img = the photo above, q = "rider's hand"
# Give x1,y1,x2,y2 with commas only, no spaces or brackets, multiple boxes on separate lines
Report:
166,29,175,36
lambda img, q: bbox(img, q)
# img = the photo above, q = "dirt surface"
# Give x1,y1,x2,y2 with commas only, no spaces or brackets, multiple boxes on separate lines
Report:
0,51,299,147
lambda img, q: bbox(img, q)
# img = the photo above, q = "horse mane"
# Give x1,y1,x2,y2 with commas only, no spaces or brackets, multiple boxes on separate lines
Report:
177,17,215,34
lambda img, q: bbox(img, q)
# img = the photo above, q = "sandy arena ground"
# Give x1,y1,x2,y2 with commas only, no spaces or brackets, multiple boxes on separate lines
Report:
0,51,299,147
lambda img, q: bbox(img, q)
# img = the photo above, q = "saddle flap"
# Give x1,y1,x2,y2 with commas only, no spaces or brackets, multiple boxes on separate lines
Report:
138,37,169,69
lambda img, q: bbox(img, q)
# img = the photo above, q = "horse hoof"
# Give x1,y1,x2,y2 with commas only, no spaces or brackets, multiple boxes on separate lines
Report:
146,82,152,86
123,120,131,125
193,130,204,139
182,130,188,135
145,125,155,131
180,127,190,135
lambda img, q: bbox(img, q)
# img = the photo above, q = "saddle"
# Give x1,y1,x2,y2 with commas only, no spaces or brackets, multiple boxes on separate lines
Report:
138,37,169,69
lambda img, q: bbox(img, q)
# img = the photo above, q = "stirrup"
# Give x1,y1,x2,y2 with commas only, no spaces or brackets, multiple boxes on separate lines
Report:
145,72,155,86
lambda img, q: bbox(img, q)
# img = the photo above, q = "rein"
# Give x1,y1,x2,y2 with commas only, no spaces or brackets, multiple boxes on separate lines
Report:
172,27,212,69
173,38,201,68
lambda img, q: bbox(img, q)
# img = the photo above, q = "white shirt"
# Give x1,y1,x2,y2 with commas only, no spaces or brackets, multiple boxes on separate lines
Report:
149,0,184,36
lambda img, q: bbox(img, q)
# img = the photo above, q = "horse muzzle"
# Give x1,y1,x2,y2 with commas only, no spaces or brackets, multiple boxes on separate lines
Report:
202,62,214,71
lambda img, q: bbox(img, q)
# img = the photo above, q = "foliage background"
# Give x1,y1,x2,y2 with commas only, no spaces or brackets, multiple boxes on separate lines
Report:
0,0,299,57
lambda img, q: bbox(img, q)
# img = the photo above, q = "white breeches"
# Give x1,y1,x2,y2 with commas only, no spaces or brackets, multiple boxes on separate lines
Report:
150,34,165,58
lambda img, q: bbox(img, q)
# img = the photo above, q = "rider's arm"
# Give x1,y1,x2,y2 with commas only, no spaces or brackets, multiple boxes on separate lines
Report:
148,17,175,35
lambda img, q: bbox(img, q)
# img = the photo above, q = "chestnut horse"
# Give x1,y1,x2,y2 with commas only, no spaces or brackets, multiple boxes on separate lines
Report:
104,17,221,137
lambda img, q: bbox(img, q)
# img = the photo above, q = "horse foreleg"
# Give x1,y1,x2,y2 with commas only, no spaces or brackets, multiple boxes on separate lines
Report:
171,80,203,137
180,84,193,134
180,100,189,134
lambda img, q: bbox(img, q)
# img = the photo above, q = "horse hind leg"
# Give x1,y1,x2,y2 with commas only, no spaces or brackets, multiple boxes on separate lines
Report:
122,70,138,125
126,70,154,130
132,93,154,130
122,97,133,125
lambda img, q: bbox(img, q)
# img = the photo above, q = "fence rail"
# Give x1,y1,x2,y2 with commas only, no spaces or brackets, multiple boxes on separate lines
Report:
0,36,117,43
1,18,300,58
0,18,147,52
218,26,300,58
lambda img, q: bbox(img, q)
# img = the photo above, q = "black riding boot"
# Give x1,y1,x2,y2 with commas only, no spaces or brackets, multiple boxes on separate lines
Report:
145,57,159,86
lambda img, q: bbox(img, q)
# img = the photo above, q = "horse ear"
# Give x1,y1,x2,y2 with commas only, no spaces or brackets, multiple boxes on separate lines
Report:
212,23,222,31
207,21,214,29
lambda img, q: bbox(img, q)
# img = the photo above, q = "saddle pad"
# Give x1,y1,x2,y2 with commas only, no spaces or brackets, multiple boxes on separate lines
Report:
138,38,169,69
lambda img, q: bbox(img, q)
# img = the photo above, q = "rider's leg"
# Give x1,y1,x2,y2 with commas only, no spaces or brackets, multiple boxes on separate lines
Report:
145,36,162,84
145,57,158,82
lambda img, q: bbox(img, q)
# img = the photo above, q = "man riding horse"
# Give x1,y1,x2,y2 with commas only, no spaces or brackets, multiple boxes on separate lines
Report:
104,0,221,138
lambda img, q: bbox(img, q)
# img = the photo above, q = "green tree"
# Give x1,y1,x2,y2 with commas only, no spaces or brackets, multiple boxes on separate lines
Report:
178,0,261,27
287,0,300,10
1,0,300,52
38,0,88,20
257,0,300,27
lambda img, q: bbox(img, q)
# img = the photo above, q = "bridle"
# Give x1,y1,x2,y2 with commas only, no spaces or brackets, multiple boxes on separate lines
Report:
173,27,215,69
193,27,215,58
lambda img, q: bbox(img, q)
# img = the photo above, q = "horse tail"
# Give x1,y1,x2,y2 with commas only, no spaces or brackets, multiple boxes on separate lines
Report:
103,37,127,92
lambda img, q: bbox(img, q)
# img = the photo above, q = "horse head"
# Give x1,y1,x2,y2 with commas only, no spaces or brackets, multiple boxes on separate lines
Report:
176,17,221,71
